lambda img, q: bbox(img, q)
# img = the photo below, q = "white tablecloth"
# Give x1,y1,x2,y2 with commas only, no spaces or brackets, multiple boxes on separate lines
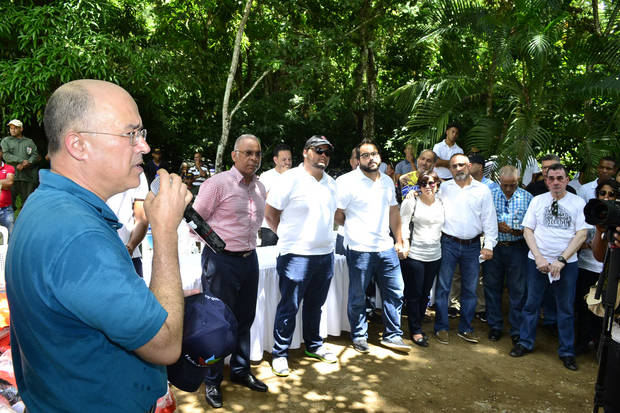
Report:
143,229,351,361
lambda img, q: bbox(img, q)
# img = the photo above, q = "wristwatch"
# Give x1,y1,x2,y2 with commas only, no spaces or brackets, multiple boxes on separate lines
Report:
556,256,567,265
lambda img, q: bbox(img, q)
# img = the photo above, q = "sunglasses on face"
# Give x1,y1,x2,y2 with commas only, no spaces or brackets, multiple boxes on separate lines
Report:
311,147,333,157
599,190,617,198
419,181,437,188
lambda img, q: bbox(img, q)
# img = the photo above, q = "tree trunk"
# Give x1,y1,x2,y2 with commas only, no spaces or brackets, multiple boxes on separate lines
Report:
215,0,253,173
363,46,377,140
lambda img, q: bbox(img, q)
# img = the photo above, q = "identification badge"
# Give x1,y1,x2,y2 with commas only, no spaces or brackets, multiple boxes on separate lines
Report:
26,147,32,155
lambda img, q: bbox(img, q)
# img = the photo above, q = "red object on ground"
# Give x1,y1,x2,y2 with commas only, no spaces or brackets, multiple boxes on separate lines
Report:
155,384,176,413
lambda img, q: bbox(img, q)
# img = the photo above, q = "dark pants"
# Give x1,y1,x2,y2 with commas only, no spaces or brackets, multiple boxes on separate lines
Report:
402,257,441,335
575,268,602,349
272,253,334,357
482,242,527,336
11,180,35,210
259,227,278,247
201,248,259,385
132,257,143,278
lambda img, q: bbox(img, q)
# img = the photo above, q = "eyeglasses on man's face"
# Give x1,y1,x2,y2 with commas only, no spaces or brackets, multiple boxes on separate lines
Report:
235,150,262,158
311,147,333,157
360,151,379,159
598,190,616,198
78,128,147,146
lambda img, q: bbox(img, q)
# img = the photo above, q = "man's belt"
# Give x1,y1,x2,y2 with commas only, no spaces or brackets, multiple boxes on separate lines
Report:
441,233,481,246
221,249,255,258
497,239,525,247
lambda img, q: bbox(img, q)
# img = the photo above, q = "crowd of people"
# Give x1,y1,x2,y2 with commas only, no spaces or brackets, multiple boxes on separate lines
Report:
3,79,620,412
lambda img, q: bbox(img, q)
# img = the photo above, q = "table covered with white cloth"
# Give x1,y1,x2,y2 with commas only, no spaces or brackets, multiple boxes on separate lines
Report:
143,225,351,361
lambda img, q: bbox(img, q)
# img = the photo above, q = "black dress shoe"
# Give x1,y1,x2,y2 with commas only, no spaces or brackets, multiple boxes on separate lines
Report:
412,335,429,347
509,344,532,357
205,384,223,409
230,373,268,392
560,356,578,371
488,329,502,341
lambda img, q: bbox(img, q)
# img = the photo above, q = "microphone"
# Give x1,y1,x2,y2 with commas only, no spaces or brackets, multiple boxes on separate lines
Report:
151,175,226,253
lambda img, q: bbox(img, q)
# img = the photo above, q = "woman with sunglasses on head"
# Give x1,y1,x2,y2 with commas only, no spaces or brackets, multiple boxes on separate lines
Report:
399,171,445,347
575,179,619,354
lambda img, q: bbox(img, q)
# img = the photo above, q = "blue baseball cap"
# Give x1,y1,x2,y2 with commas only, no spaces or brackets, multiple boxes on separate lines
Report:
167,292,237,392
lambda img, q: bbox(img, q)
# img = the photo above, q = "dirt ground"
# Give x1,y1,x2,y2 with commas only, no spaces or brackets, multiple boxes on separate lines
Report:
171,311,599,413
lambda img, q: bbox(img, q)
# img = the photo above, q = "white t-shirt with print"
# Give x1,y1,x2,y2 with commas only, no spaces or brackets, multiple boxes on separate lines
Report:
522,192,591,263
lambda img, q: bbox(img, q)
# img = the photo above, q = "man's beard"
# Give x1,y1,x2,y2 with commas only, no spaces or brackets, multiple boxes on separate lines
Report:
359,164,378,173
454,171,469,181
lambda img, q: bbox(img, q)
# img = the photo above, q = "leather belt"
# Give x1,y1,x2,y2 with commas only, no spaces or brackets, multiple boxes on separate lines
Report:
497,239,525,247
442,232,481,246
222,249,255,258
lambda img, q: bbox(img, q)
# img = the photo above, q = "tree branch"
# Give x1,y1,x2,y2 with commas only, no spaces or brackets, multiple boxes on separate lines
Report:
230,69,270,119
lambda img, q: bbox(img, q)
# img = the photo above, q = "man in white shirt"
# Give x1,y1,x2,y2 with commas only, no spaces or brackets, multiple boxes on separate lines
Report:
106,172,149,277
265,136,338,377
433,154,498,344
335,139,411,354
259,144,292,246
510,163,589,371
577,156,618,202
432,123,463,180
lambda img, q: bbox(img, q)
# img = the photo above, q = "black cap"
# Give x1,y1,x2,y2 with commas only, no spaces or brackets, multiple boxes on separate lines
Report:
304,135,334,150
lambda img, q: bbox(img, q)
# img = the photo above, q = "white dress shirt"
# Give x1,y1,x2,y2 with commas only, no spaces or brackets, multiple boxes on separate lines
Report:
438,178,498,250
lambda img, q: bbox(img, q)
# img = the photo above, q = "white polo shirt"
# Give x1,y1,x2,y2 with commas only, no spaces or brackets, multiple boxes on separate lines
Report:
106,172,149,259
259,168,283,229
336,168,397,252
432,140,463,179
267,166,336,255
438,178,498,250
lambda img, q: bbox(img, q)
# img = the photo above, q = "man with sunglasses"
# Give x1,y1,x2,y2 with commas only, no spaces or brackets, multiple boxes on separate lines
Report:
510,163,590,371
483,166,533,343
433,153,497,345
193,134,268,408
265,135,338,377
6,80,192,412
335,139,411,354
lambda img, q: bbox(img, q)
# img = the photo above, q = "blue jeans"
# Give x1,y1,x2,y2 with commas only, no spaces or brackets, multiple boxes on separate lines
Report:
201,249,259,384
434,236,481,333
402,257,441,335
272,253,334,357
482,242,527,336
346,248,404,341
0,206,14,235
518,259,578,357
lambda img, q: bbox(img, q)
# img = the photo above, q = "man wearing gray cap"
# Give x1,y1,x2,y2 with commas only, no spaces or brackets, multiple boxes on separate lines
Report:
1,120,38,209
265,135,338,377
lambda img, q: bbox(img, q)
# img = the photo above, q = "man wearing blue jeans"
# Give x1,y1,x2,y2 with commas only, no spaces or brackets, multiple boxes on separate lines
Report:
483,166,532,343
509,163,589,371
265,136,338,377
335,139,410,354
434,154,497,345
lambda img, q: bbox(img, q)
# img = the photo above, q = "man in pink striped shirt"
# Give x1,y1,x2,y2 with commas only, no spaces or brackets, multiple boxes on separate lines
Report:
193,134,267,409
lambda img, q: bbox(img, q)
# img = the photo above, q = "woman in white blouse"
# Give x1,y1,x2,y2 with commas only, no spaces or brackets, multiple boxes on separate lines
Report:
399,171,445,347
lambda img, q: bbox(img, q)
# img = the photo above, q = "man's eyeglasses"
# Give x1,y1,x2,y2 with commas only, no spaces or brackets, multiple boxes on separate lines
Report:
235,150,262,158
311,147,333,157
419,181,437,188
551,199,558,216
78,128,147,146
599,190,617,198
360,151,379,159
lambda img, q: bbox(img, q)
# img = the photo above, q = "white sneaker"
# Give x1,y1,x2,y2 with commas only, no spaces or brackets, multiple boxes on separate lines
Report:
305,345,338,364
272,356,290,377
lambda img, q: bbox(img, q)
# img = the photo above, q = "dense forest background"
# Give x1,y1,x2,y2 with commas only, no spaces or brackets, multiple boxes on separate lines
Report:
1,0,619,178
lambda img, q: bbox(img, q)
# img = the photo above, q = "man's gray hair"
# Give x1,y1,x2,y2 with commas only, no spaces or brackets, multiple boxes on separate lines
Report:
234,134,260,150
44,82,93,154
498,165,519,180
419,149,437,162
